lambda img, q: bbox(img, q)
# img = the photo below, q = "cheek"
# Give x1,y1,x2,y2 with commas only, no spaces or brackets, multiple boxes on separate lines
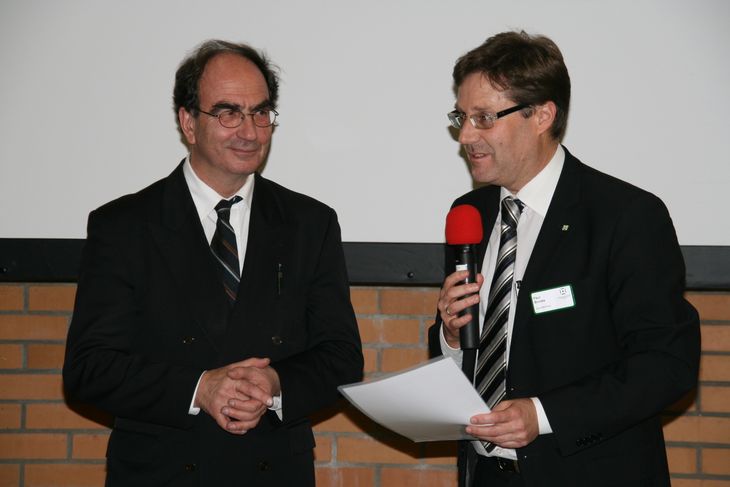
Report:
257,129,273,145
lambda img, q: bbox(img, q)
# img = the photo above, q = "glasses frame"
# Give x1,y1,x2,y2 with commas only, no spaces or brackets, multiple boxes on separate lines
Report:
198,107,279,128
447,104,530,130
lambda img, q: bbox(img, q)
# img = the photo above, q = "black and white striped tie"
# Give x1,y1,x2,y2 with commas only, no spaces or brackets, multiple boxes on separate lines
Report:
474,196,523,452
210,196,242,305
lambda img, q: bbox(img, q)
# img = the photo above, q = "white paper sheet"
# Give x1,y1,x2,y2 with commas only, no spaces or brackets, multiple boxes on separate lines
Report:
338,356,489,442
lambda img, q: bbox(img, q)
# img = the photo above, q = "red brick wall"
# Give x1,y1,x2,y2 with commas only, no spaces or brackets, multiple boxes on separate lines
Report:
1,284,728,486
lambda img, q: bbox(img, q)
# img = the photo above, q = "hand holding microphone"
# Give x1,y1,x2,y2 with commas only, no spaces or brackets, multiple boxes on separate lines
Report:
439,205,484,351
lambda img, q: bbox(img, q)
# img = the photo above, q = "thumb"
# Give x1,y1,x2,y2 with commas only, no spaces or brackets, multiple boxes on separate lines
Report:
228,357,270,370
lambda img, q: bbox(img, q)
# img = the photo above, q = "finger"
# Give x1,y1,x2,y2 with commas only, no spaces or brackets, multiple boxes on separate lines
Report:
225,423,247,434
234,379,273,406
226,397,268,414
447,292,481,317
438,271,469,305
227,357,271,370
439,281,481,320
225,416,263,434
226,365,273,391
212,410,246,434
222,400,267,420
443,270,471,289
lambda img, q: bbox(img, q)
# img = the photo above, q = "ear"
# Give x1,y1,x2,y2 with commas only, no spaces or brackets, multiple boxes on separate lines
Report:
533,101,557,137
178,107,197,145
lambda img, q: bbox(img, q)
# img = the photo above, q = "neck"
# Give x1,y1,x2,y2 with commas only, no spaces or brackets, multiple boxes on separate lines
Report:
189,158,250,198
507,139,559,193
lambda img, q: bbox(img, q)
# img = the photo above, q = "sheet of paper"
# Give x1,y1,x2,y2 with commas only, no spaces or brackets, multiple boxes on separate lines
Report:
338,356,489,442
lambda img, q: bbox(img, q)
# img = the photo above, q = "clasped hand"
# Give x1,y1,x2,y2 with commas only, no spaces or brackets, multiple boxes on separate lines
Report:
195,357,281,435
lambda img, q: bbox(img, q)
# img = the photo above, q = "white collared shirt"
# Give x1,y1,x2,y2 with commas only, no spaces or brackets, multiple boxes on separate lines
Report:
183,157,254,274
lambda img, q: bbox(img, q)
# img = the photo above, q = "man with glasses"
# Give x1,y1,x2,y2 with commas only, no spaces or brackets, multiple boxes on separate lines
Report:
64,40,363,486
429,31,699,486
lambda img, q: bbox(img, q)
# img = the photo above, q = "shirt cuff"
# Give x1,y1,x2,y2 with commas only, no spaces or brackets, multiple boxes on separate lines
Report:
531,397,553,435
440,325,463,368
269,393,283,420
188,371,206,415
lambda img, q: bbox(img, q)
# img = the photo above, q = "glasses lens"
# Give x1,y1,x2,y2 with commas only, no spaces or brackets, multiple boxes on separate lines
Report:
218,110,242,128
252,109,277,127
447,112,464,129
473,113,498,130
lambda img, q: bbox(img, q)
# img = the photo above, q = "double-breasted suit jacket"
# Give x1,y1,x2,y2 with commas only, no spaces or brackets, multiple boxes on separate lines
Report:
429,148,700,487
64,163,363,486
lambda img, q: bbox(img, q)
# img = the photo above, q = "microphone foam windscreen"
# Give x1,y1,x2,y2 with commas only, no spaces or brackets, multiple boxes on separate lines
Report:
445,204,483,245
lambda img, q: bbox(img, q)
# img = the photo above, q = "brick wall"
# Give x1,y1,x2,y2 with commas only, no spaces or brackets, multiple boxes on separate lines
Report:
0,284,728,486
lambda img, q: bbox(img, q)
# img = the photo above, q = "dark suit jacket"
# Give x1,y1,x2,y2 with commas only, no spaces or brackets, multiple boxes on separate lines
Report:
428,147,700,487
63,163,363,487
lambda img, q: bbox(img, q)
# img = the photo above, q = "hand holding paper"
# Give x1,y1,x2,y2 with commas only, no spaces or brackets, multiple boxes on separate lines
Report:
338,357,490,442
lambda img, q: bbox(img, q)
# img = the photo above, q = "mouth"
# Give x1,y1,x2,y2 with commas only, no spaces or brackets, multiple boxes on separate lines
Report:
229,144,259,156
465,150,491,162
463,144,491,161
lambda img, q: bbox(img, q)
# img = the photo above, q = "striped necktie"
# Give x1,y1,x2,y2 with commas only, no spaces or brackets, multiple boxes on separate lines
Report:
210,196,242,305
475,196,524,452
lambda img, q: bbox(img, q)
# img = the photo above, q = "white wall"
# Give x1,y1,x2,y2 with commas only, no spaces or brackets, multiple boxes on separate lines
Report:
1,0,728,244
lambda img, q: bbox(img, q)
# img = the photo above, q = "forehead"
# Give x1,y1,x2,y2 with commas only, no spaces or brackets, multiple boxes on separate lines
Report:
198,52,269,104
456,72,513,111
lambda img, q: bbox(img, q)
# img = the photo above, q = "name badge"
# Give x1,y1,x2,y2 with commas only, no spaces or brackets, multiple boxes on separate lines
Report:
531,285,575,314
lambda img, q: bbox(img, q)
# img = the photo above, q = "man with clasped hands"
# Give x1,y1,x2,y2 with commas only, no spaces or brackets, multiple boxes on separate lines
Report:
64,40,363,486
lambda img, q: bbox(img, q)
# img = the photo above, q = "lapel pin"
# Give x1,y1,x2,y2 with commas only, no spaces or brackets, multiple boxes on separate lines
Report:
562,225,570,231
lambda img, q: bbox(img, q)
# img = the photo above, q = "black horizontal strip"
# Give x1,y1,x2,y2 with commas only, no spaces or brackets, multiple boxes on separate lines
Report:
0,239,728,289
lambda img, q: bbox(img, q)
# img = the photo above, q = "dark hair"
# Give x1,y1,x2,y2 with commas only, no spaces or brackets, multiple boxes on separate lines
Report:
173,40,280,119
453,31,571,141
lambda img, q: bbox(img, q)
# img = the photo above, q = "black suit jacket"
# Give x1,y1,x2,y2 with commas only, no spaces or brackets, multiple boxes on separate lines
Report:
64,163,363,487
429,148,700,487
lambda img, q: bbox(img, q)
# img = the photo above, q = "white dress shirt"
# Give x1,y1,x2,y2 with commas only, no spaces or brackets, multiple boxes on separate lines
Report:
441,145,565,459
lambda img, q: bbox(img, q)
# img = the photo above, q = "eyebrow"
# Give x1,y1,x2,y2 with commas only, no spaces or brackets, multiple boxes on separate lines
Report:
454,104,495,114
210,99,273,112
210,102,241,112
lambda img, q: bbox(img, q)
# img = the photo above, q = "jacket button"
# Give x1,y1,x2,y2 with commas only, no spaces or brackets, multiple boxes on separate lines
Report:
271,336,283,345
182,336,196,345
184,463,196,472
258,461,270,471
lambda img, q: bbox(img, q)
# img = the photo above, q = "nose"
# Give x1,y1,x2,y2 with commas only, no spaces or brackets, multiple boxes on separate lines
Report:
236,114,258,141
457,121,479,145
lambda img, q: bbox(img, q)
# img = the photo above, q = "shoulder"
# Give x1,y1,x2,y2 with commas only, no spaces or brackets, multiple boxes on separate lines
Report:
452,185,500,210
85,171,176,237
565,150,669,217
255,174,336,218
91,177,166,218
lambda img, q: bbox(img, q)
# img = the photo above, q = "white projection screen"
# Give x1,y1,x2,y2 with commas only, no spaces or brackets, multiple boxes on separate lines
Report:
1,0,728,245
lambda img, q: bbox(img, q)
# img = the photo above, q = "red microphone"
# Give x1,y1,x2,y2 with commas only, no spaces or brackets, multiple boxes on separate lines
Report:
445,204,483,351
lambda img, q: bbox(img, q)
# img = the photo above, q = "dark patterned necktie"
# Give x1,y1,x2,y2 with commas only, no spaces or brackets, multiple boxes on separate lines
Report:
475,196,524,452
210,196,242,305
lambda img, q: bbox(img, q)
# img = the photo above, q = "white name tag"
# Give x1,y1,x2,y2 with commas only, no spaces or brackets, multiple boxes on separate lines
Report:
531,285,575,314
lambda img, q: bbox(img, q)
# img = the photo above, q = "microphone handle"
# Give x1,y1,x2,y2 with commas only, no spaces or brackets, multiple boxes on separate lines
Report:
454,244,480,350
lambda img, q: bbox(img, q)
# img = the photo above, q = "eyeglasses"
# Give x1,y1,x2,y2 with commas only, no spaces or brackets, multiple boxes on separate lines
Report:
447,104,529,130
199,107,279,128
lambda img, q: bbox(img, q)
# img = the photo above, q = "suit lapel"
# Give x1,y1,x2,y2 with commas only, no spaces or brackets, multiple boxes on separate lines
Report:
511,149,583,354
150,163,230,350
518,149,582,296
